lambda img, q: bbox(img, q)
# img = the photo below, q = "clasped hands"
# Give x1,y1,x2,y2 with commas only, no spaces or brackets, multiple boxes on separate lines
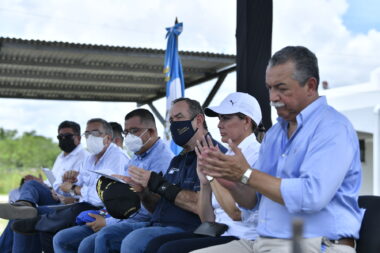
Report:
60,170,79,193
195,135,250,185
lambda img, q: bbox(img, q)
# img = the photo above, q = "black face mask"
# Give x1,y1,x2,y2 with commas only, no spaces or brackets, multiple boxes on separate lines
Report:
170,117,198,146
58,138,77,153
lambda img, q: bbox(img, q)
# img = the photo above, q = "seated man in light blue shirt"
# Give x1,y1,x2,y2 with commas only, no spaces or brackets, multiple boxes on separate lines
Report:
194,46,363,253
53,109,173,253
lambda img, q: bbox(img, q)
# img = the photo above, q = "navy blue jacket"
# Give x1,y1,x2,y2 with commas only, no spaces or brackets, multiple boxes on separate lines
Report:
150,135,226,231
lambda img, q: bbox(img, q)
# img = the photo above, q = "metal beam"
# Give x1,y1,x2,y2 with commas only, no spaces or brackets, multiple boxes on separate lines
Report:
141,64,236,106
202,72,228,109
186,64,236,89
147,102,165,127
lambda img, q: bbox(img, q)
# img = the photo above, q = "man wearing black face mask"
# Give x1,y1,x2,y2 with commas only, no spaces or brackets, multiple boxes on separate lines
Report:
93,98,227,253
0,121,89,220
0,121,89,253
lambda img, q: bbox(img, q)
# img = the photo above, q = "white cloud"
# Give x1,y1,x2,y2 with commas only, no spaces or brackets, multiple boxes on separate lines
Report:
273,0,380,87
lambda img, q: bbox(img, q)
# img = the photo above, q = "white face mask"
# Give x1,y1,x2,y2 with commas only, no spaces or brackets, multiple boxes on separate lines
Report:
86,135,105,155
124,129,149,153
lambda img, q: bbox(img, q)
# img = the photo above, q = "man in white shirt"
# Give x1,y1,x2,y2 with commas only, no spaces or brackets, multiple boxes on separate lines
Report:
0,120,89,219
11,118,130,253
0,120,89,253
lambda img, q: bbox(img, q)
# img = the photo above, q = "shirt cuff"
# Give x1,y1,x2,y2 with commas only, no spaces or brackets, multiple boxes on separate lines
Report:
281,178,303,213
105,217,121,226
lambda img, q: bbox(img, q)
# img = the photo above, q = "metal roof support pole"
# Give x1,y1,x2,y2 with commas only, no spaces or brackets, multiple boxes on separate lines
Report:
202,72,228,109
148,102,166,127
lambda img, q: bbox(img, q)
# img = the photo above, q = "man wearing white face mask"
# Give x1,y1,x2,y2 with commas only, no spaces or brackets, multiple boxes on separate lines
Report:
12,118,129,253
53,109,174,253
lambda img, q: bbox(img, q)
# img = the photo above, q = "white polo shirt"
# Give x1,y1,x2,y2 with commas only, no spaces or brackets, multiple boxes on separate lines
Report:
212,133,260,240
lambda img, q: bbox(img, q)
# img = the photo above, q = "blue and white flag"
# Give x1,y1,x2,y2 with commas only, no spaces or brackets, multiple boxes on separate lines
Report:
164,22,185,154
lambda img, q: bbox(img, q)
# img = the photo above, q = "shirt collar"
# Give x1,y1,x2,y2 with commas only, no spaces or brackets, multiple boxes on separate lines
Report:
60,143,83,158
91,142,115,163
135,138,161,159
238,133,258,150
226,133,259,155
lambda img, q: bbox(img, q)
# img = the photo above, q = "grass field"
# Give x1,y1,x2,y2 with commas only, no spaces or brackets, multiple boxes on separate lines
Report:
0,195,8,234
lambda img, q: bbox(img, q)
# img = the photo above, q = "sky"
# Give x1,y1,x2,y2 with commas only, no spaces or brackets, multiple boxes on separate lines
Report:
0,0,379,143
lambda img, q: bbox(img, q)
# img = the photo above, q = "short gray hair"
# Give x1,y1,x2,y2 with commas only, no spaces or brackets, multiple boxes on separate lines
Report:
87,118,113,138
268,46,320,88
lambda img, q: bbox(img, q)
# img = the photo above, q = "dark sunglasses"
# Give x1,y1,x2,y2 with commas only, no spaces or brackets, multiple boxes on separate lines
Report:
57,133,75,141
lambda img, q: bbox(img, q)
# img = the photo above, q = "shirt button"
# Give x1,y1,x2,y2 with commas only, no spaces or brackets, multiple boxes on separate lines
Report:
282,153,286,157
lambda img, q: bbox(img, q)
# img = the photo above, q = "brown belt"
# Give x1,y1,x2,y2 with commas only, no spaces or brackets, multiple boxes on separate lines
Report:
329,238,355,248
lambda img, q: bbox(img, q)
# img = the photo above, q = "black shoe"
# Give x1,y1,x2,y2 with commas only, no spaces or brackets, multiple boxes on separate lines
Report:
0,202,37,219
11,216,41,235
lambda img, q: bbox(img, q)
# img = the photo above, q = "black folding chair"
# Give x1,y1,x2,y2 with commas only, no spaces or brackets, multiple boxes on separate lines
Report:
356,195,380,253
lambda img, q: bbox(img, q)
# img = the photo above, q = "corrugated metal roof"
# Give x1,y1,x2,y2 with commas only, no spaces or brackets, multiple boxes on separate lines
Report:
0,37,235,103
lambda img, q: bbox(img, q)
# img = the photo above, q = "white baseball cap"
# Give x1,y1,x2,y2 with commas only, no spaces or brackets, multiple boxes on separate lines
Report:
204,92,262,125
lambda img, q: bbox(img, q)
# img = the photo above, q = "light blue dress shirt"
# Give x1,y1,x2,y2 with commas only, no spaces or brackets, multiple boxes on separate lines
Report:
106,138,174,225
255,96,364,240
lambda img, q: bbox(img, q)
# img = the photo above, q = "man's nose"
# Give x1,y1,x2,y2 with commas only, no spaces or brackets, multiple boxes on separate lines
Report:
269,89,279,102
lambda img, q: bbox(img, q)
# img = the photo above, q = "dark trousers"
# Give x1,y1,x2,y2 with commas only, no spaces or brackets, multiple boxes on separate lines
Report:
19,179,60,206
36,202,100,253
0,220,41,253
145,232,238,253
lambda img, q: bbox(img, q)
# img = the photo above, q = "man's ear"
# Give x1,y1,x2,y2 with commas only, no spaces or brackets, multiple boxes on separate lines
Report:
306,77,318,96
74,135,81,145
105,135,112,143
196,114,205,128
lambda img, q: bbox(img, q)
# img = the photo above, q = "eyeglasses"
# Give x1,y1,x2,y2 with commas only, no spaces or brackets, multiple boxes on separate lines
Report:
57,133,75,141
83,130,104,138
122,128,146,136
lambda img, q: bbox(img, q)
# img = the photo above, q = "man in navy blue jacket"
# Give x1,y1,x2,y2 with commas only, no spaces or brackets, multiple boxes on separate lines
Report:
91,98,226,253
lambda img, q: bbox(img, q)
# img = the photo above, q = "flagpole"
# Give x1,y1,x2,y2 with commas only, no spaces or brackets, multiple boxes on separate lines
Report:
163,19,185,154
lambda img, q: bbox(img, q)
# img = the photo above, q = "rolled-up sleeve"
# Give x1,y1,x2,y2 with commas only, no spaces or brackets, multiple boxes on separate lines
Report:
281,122,356,213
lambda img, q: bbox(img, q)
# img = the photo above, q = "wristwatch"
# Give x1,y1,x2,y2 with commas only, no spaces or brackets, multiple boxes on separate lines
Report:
240,168,253,184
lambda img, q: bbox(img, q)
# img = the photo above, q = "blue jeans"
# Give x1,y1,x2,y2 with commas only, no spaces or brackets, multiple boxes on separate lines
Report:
19,180,60,206
53,225,94,253
0,221,13,253
0,220,41,253
87,221,150,253
77,231,98,253
120,225,185,253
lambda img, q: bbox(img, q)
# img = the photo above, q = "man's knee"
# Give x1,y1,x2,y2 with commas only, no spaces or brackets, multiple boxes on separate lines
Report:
53,230,67,249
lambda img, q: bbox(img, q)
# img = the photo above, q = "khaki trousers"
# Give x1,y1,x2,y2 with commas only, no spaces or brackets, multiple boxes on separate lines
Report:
191,237,356,253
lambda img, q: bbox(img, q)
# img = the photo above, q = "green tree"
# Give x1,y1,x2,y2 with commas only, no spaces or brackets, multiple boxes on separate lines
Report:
0,127,60,193
0,127,60,170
